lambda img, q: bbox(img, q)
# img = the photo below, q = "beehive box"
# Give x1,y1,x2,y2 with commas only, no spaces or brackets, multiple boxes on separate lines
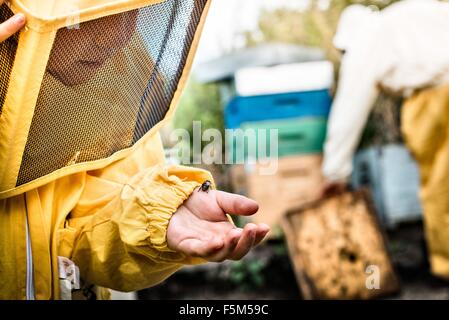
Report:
242,154,323,237
282,190,400,299
352,144,422,228
236,117,328,160
224,89,331,129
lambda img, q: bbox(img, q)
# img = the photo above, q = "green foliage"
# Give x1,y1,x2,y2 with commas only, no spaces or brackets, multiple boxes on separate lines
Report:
245,0,399,63
226,242,290,290
171,77,230,188
272,242,288,256
228,259,267,290
174,77,224,138
171,76,225,166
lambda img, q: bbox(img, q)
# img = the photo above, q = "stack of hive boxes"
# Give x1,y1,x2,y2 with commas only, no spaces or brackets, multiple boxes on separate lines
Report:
226,61,334,235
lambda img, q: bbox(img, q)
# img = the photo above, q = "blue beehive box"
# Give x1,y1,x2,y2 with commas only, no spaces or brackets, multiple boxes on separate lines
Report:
224,89,332,129
351,144,423,228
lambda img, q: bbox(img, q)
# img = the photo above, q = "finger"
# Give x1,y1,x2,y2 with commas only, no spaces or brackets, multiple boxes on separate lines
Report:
230,223,257,260
215,190,259,216
253,224,270,247
184,189,227,221
206,228,242,262
177,236,224,258
0,13,26,43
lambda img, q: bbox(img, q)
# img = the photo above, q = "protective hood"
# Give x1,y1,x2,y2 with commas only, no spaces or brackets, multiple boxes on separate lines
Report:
333,4,379,51
0,0,210,198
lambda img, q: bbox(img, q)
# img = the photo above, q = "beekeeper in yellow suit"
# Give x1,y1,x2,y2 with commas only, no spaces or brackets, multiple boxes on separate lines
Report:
322,0,449,280
0,0,269,300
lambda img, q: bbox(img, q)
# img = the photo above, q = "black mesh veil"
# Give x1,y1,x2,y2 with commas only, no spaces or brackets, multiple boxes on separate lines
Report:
16,0,207,186
0,4,19,114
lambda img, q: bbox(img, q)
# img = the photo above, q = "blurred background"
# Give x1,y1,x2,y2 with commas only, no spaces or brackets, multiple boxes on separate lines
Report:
132,0,449,300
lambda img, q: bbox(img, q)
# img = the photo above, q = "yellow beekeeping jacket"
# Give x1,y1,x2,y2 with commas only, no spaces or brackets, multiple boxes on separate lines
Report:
0,0,212,299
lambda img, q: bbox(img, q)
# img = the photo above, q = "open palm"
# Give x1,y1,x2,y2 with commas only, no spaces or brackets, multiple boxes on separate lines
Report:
167,189,270,262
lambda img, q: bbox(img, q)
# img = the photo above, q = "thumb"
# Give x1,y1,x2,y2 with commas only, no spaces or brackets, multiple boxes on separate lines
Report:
215,190,259,216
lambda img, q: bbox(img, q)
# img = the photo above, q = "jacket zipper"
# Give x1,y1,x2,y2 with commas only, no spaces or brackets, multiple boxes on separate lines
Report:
25,212,35,300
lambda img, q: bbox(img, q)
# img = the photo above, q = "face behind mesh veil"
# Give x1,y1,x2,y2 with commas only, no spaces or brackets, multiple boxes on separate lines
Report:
8,0,207,186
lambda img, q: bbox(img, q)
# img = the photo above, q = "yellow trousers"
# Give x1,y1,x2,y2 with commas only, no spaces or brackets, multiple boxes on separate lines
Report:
402,83,449,279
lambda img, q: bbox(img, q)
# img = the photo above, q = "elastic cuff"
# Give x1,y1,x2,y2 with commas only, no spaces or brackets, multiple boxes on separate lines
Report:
120,165,214,258
146,180,201,252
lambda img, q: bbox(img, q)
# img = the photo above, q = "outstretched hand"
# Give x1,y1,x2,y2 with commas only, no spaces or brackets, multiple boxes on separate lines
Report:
167,188,270,262
0,2,25,43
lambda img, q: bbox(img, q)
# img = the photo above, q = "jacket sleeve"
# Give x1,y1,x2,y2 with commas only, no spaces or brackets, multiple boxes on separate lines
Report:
322,58,379,182
63,163,213,292
58,134,213,291
322,28,390,182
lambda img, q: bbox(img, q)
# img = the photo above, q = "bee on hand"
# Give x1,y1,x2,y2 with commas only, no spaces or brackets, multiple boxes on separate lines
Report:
198,180,212,193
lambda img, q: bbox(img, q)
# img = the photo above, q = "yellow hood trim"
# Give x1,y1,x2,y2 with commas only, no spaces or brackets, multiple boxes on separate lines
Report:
9,0,167,32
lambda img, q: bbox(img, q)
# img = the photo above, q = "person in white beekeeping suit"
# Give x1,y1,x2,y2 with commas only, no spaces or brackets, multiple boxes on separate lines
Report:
322,0,449,280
